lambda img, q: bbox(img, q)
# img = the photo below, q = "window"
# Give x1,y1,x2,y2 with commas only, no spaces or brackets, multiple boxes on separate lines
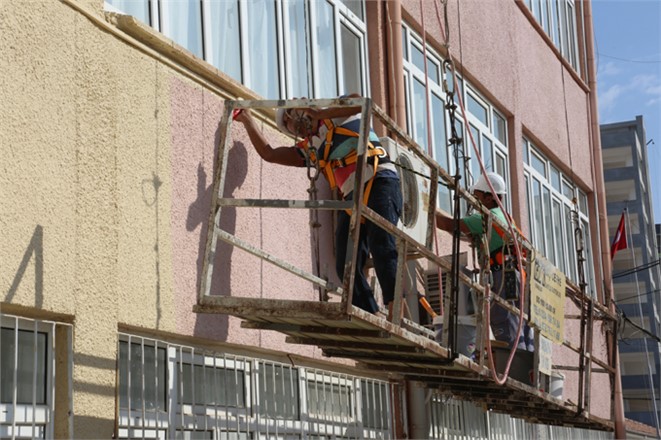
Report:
161,1,204,59
305,370,354,433
525,0,582,71
105,0,368,99
401,25,452,213
620,352,656,376
206,1,241,83
523,139,596,296
1,315,71,440
401,24,510,215
257,362,298,419
245,0,279,99
116,334,393,439
605,180,636,203
360,379,390,430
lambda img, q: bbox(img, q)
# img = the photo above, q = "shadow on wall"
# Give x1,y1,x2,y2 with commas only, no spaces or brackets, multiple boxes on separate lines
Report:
141,172,164,328
187,140,248,341
5,225,43,307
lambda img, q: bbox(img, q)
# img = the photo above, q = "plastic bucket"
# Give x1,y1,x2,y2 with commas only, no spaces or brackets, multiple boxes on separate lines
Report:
433,316,443,344
493,346,534,385
550,372,565,399
456,316,477,358
433,316,477,359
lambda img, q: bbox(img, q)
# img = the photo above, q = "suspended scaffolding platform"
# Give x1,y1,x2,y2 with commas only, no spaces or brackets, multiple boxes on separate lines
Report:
194,97,616,432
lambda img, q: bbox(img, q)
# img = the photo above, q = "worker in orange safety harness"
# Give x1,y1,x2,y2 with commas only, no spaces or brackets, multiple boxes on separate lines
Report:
234,95,402,316
435,172,534,351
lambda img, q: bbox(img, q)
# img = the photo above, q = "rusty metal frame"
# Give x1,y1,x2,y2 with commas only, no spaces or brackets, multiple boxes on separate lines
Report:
196,97,619,430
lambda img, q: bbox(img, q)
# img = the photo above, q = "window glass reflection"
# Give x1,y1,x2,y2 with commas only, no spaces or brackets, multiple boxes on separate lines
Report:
247,0,279,98
467,93,488,127
413,78,428,149
339,0,363,19
163,1,203,59
0,328,47,404
341,24,362,95
209,0,241,83
285,0,310,97
107,0,150,23
315,0,338,97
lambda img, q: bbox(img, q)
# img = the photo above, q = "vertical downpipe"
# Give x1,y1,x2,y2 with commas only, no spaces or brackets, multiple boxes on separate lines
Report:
583,1,626,437
384,1,429,439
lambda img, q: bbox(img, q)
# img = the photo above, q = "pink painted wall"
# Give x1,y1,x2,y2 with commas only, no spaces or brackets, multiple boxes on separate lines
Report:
403,0,609,420
402,0,595,186
169,77,336,358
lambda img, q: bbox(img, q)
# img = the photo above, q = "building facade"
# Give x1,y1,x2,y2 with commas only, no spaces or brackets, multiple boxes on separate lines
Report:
1,0,624,438
602,116,661,428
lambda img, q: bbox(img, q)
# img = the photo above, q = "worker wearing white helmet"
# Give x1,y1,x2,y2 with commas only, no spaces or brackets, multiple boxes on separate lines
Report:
471,172,507,195
435,171,533,351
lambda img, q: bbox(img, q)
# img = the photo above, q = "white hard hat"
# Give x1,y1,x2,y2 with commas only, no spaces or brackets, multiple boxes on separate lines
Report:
471,172,507,195
275,108,294,136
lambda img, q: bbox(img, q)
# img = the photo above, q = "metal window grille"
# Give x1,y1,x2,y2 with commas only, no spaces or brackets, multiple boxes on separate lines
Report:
428,391,610,440
0,314,71,440
117,334,393,439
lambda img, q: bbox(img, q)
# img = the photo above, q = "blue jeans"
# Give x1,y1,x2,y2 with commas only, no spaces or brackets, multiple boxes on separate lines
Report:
490,268,534,351
335,176,402,313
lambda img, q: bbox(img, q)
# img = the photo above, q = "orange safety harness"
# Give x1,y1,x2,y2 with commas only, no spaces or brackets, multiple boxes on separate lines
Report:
302,119,388,214
489,213,527,266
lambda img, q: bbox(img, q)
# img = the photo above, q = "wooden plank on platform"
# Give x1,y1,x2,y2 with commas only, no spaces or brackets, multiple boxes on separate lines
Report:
285,337,424,353
323,350,442,364
194,297,347,320
242,321,391,338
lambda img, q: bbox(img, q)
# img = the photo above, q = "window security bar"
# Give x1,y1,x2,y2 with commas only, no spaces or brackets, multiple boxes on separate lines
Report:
0,314,72,440
116,333,393,439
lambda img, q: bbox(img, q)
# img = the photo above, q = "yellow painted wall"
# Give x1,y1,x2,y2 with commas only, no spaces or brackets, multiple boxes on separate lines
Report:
1,1,321,435
1,0,618,435
1,1,178,435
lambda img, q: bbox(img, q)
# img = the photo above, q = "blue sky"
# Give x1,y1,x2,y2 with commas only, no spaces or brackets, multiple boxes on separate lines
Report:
592,0,661,222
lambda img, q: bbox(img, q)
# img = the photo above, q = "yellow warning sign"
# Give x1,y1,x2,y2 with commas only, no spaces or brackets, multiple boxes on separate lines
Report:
530,252,565,344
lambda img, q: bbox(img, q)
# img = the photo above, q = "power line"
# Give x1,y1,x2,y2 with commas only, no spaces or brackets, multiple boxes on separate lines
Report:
616,289,661,303
612,259,661,279
598,52,661,64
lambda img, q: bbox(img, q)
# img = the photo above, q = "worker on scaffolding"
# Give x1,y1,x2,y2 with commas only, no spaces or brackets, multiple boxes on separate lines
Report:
435,172,533,351
234,95,402,316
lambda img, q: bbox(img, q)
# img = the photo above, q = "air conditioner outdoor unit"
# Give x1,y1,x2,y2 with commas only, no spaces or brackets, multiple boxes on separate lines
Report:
425,253,474,316
380,137,432,247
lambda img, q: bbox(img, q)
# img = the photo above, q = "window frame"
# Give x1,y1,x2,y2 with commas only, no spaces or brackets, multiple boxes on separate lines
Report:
523,139,596,296
104,0,369,100
0,315,67,440
117,334,393,439
524,0,581,71
401,22,512,216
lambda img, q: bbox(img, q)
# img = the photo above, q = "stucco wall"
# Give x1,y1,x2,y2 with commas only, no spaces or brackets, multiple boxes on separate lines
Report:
1,0,614,434
1,1,327,435
167,76,331,353
402,0,610,421
402,0,594,188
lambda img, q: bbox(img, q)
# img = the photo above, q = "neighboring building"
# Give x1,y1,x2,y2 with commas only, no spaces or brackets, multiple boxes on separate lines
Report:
656,224,661,256
602,116,661,427
1,0,626,438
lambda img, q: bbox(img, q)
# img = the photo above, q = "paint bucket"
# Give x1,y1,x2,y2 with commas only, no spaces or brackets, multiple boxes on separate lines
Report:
456,316,477,359
433,316,477,359
433,316,443,344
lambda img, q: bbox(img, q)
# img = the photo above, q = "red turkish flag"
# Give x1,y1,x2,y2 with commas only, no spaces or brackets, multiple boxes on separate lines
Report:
610,211,627,260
